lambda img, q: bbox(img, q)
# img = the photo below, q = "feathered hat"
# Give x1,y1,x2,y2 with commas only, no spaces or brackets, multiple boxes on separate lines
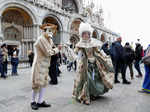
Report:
40,23,57,35
79,22,94,37
76,22,102,48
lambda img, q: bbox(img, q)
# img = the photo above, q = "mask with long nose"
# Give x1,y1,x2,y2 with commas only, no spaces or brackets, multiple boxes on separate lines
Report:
45,28,53,39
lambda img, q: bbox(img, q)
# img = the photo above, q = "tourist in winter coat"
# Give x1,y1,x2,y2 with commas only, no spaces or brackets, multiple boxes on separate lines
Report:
134,43,143,78
123,42,135,79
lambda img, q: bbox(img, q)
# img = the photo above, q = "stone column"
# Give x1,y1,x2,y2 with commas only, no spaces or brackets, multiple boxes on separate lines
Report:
60,30,70,45
26,42,29,59
0,16,4,41
20,42,23,59
33,24,41,41
22,42,25,59
30,42,32,50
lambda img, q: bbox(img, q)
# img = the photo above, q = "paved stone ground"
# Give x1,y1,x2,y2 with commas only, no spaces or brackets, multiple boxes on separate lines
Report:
0,64,149,112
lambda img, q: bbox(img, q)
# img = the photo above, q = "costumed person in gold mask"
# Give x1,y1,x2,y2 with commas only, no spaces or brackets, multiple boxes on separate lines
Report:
31,23,61,110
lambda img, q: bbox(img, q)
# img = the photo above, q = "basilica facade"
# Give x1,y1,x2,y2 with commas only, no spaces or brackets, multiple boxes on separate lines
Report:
0,0,118,60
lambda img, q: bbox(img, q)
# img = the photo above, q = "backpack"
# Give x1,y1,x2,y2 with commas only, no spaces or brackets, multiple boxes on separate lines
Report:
124,47,135,63
141,49,144,57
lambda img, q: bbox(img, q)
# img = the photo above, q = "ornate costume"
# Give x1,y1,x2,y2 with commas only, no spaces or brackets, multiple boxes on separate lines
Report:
71,23,114,105
31,23,59,110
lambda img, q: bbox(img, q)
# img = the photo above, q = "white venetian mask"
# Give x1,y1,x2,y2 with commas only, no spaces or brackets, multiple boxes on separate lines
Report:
46,28,53,38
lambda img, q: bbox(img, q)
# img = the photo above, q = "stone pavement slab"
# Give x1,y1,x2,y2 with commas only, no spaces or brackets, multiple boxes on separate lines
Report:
0,65,149,112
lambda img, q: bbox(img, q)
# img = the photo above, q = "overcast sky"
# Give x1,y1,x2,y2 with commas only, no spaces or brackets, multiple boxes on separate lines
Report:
92,0,150,49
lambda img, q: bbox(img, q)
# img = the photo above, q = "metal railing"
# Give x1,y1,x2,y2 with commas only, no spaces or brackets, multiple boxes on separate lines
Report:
7,60,30,70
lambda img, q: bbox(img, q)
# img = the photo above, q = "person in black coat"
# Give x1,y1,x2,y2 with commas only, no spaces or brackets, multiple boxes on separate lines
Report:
0,47,4,78
123,42,135,79
134,43,143,78
49,53,59,85
28,50,34,67
1,44,8,78
101,42,110,55
109,37,131,84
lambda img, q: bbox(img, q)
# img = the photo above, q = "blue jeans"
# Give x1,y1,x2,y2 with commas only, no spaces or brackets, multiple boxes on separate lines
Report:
134,60,142,75
11,58,19,75
0,63,5,77
12,64,18,74
0,62,8,77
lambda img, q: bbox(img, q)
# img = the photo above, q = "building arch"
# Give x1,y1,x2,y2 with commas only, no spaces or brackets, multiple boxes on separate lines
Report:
62,0,80,13
68,18,84,34
100,33,106,42
42,14,63,31
1,4,36,60
42,14,63,44
70,34,80,47
0,1,37,24
92,30,99,39
74,0,80,13
68,18,83,45
4,25,22,41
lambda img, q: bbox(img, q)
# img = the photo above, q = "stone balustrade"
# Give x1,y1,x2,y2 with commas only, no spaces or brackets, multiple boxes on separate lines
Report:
24,0,61,10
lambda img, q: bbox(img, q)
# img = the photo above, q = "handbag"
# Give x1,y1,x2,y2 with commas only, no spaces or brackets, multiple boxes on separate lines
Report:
141,56,150,65
141,47,150,65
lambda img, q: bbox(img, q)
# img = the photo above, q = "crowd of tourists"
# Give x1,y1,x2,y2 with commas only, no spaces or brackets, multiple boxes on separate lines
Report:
101,38,144,84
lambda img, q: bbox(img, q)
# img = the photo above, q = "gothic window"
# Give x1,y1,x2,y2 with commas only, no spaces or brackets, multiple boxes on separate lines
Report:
62,0,78,13
93,31,97,39
4,27,21,41
71,20,81,34
101,34,105,42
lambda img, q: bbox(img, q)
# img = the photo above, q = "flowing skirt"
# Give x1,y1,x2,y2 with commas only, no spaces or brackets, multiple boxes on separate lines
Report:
73,61,109,103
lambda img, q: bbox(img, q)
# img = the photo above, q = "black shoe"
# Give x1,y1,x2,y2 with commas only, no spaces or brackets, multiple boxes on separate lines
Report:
4,76,7,79
31,102,39,110
37,101,51,108
1,76,7,79
114,80,120,84
49,81,57,85
90,96,97,101
123,80,131,84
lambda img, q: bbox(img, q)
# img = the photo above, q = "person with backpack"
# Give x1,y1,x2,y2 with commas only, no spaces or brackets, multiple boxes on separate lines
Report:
123,42,135,80
134,43,143,78
101,42,110,55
